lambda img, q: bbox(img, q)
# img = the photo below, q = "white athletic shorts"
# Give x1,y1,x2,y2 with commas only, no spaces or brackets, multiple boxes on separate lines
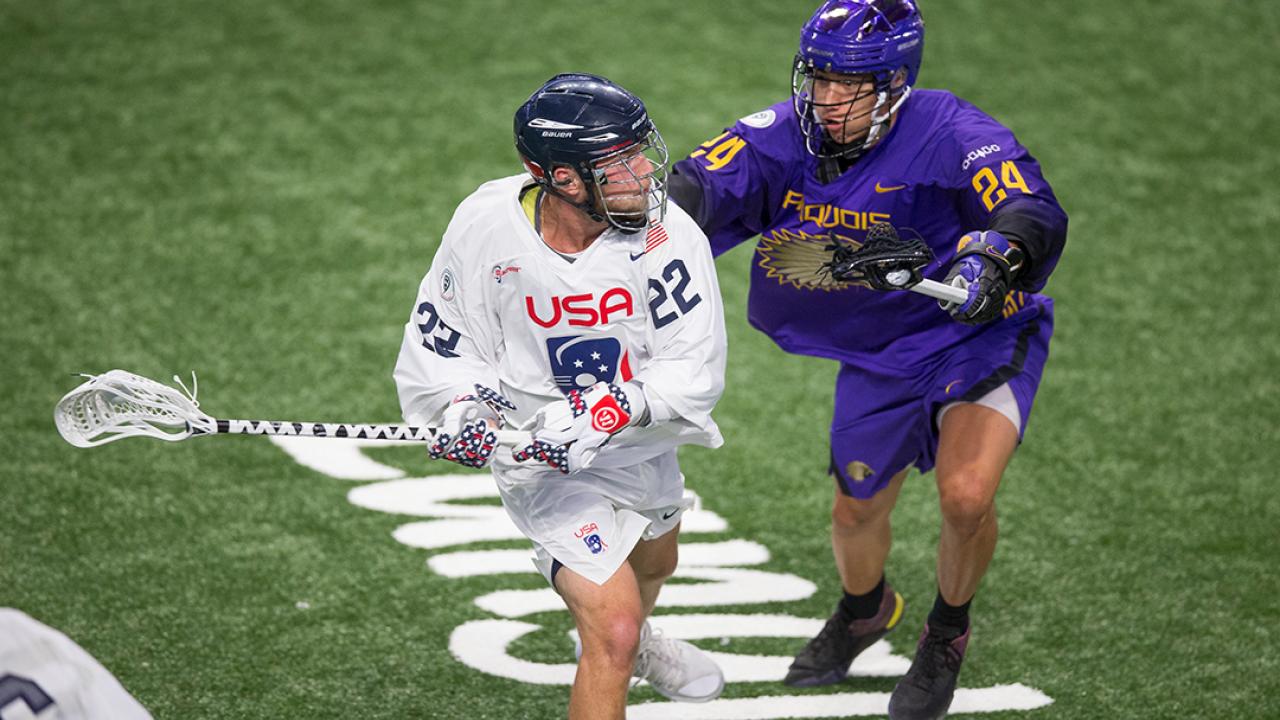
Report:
492,449,687,586
936,382,1021,433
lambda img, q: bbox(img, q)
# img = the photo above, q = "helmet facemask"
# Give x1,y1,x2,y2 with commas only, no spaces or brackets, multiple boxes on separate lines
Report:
515,73,670,234
577,128,670,233
792,57,911,160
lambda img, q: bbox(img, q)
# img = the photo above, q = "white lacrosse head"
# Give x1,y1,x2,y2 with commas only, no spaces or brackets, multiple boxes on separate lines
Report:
53,370,216,447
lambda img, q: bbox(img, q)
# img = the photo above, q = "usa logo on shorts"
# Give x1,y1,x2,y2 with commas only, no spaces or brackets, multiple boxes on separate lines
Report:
575,522,608,555
583,534,606,554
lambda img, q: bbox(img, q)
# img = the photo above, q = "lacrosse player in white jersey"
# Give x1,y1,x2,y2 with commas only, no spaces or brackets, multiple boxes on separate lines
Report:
0,608,153,719
393,73,727,719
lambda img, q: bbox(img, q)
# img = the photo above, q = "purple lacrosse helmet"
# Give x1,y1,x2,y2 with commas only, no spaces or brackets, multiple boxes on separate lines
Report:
792,0,925,159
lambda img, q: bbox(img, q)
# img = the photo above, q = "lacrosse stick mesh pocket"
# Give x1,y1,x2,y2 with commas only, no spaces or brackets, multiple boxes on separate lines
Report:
54,370,215,447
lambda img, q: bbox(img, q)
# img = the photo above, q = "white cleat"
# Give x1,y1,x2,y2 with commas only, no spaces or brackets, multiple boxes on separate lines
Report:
632,621,725,703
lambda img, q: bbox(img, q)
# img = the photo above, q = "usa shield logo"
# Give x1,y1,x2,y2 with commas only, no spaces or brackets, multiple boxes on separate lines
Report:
546,336,631,394
583,534,606,554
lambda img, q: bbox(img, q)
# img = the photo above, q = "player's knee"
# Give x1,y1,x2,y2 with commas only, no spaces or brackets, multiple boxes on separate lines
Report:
938,474,996,536
831,495,886,532
582,614,643,672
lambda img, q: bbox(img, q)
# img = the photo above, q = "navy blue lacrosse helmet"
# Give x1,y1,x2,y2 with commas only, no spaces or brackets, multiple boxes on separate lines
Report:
792,0,925,159
515,73,668,232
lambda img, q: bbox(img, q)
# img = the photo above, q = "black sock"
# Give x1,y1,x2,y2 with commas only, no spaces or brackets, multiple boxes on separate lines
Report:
838,576,886,622
928,591,971,636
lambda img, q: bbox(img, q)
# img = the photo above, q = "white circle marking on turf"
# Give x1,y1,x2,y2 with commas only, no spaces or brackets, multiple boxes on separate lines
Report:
268,436,1056,718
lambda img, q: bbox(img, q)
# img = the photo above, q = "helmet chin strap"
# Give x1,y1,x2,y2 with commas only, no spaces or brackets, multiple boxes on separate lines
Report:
862,84,911,151
542,171,608,224
815,84,911,184
593,188,648,233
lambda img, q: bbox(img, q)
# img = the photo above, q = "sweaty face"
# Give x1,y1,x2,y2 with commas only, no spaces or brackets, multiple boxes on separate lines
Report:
808,70,879,146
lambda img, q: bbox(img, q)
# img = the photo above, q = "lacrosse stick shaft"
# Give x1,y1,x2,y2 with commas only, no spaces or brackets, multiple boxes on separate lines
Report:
907,277,970,305
206,419,530,446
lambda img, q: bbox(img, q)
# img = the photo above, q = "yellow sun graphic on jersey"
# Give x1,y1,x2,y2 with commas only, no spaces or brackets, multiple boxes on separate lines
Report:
755,228,870,291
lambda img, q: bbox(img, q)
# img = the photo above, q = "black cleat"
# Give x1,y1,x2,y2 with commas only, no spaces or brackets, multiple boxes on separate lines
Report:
888,623,971,720
784,585,905,687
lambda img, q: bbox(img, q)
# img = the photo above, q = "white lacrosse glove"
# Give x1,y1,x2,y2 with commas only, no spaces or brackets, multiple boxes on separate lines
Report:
513,381,648,474
428,384,517,469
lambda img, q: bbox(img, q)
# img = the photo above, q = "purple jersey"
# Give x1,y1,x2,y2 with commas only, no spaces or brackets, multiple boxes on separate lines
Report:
673,90,1066,372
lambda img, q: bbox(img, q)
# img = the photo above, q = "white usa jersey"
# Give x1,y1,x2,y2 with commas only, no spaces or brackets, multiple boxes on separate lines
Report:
0,609,153,720
394,174,727,471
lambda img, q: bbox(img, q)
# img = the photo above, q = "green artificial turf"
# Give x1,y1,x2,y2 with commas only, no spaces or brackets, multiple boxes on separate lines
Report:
3,1,1277,718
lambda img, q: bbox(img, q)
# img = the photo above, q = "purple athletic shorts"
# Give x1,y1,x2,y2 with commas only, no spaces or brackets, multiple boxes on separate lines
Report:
829,303,1053,499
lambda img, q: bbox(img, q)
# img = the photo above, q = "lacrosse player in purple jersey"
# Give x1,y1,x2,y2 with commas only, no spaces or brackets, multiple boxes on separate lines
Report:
668,1,1067,717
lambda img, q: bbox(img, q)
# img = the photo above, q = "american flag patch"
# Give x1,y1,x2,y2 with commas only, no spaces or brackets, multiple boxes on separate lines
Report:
644,223,669,254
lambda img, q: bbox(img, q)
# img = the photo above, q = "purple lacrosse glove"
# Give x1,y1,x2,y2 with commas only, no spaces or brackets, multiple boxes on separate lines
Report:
939,230,1024,325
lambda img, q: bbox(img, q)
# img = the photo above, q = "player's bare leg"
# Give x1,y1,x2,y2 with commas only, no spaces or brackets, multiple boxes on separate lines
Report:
785,471,909,687
623,524,725,702
560,527,724,710
557,564,645,720
889,402,1018,720
934,402,1017,606
831,469,908,594
627,523,681,617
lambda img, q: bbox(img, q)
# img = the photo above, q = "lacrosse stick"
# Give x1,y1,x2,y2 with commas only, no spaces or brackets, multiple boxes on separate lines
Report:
53,370,530,449
887,273,967,305
825,223,970,305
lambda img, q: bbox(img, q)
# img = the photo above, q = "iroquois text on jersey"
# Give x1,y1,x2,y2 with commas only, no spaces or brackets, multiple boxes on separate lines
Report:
781,190,891,231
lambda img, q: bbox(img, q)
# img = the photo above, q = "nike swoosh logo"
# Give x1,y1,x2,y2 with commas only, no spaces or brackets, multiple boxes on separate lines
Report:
874,182,907,193
629,251,646,261
661,509,678,520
